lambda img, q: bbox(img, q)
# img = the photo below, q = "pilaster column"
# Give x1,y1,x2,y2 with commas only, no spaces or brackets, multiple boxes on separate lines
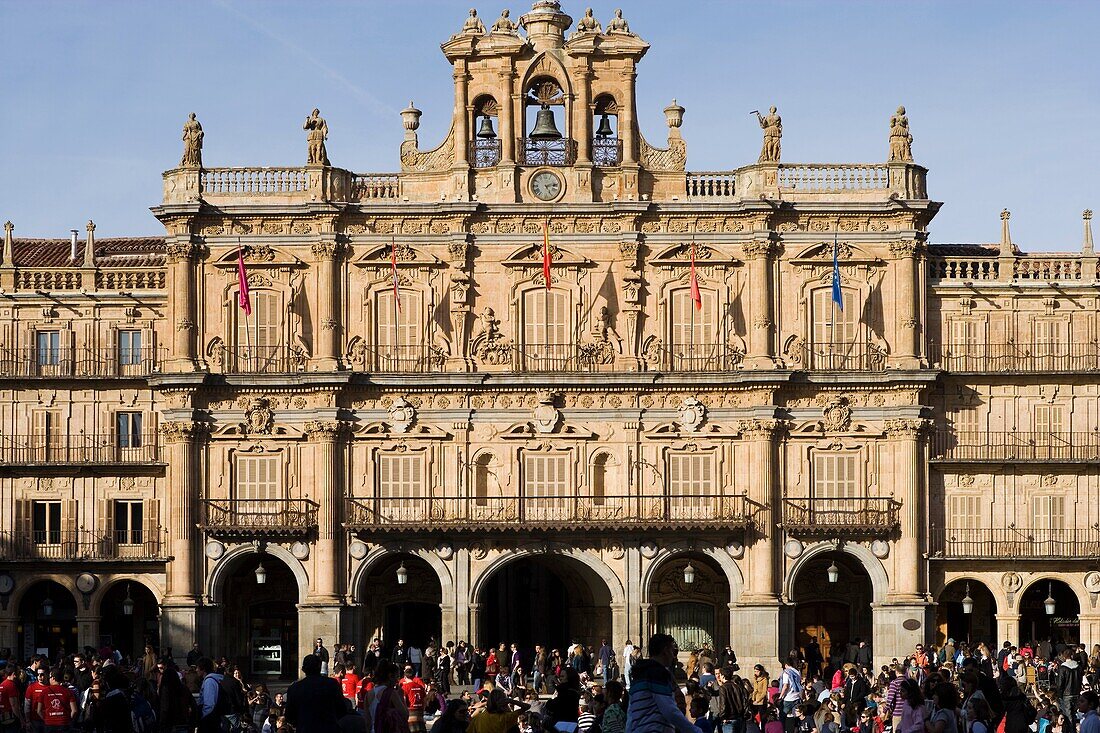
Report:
160,420,203,651
164,240,200,372
995,614,1022,647
574,69,592,165
620,71,637,165
305,421,347,603
311,240,342,370
447,239,473,371
468,602,483,648
741,240,779,369
499,72,516,164
884,418,930,602
454,65,470,167
738,418,783,603
888,240,923,369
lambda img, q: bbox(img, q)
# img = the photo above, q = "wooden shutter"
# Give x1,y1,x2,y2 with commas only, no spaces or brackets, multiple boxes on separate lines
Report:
947,495,982,530
523,290,569,347
670,289,717,348
14,499,32,551
812,289,859,347
143,499,160,553
1033,495,1066,530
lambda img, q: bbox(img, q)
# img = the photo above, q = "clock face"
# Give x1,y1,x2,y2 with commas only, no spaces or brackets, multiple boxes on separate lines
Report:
0,573,12,595
75,573,98,594
530,171,562,201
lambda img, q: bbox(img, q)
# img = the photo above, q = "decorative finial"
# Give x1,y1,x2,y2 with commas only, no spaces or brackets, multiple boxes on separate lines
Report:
85,220,96,266
999,209,1014,255
2,221,12,267
1084,209,1095,254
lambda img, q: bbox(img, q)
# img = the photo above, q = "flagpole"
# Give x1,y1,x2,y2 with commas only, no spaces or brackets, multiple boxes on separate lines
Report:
830,232,837,370
689,239,695,369
238,240,253,371
392,236,400,370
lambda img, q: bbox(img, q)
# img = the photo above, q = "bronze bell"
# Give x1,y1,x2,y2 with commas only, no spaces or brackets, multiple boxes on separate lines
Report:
476,115,497,139
529,105,563,141
595,113,614,138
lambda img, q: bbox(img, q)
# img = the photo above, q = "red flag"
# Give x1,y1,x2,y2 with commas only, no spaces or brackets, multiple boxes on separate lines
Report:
542,219,552,290
391,239,402,313
689,243,702,311
236,245,252,316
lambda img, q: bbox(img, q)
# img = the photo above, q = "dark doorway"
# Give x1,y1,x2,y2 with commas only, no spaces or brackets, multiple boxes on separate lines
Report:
791,553,873,671
936,580,996,647
385,602,442,652
99,582,160,661
223,554,299,679
360,555,442,654
1020,579,1080,648
19,580,78,660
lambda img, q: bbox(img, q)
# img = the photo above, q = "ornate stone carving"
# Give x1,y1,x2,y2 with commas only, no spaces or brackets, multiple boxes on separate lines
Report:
311,241,341,260
573,7,601,34
821,397,852,432
160,421,204,443
606,8,632,34
888,239,921,258
164,241,199,264
304,108,330,166
471,306,512,365
490,8,518,34
176,318,195,333
241,398,275,435
888,106,914,163
531,390,562,434
883,418,930,437
460,8,485,35
180,113,203,168
742,240,778,260
752,316,773,331
388,397,417,434
738,418,784,439
677,397,707,433
447,241,469,264
1000,572,1023,593
304,420,345,442
755,106,782,163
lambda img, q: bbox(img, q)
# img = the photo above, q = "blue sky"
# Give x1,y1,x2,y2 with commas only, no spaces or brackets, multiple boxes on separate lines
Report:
1,0,1097,250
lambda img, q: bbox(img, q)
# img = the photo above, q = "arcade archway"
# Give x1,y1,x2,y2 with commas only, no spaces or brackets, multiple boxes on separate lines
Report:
936,579,996,647
221,553,300,680
360,554,442,654
647,553,731,653
1020,578,1080,647
99,581,159,660
790,552,873,671
18,580,78,659
477,554,612,653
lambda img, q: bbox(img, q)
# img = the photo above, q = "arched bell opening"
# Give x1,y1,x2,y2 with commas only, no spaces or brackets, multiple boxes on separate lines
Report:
521,77,573,166
471,95,501,168
592,95,621,167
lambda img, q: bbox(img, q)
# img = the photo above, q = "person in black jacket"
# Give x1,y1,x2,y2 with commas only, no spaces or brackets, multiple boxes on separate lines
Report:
286,654,346,733
1055,650,1083,733
98,665,135,733
157,658,196,732
998,674,1036,733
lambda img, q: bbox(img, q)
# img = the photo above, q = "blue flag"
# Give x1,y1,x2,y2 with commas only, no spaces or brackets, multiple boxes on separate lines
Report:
831,234,844,311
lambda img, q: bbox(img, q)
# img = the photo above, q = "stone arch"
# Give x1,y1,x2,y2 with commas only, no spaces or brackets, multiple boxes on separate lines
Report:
641,543,744,605
350,543,454,606
1016,574,1089,615
206,543,310,604
783,542,890,604
9,573,80,613
469,546,625,607
931,572,1008,617
90,574,165,615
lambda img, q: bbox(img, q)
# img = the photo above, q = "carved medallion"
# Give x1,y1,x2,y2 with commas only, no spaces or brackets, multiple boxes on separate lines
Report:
388,397,416,434
242,398,274,435
677,397,707,433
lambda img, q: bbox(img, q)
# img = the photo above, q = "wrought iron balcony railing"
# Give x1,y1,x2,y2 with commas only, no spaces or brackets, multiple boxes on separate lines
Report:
518,137,578,166
200,499,319,536
592,137,622,167
652,343,744,372
932,431,1100,462
355,345,446,373
0,528,167,562
512,343,584,372
930,342,1100,373
345,493,756,532
799,341,887,372
930,527,1100,560
782,497,901,537
0,347,164,378
0,434,160,465
215,346,307,374
469,139,502,169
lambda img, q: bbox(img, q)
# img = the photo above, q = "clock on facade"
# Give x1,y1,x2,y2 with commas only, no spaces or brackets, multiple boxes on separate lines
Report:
76,573,98,594
0,573,13,595
530,170,563,201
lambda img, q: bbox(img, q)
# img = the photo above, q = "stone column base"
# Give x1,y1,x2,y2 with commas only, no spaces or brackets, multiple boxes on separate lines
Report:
310,356,341,371
162,357,201,373
161,602,199,657
730,603,781,671
873,603,932,668
298,604,345,668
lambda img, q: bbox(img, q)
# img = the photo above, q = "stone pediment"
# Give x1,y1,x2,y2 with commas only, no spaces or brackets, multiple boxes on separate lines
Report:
502,243,593,269
643,421,741,438
651,243,739,267
212,244,303,269
791,241,880,264
354,243,442,268
499,422,598,440
209,423,303,439
352,421,452,440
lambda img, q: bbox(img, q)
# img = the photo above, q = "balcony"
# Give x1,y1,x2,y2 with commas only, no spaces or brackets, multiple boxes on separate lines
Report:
930,342,1100,374
782,497,901,538
357,345,446,374
200,499,318,537
518,137,577,167
0,529,167,562
0,347,163,378
800,341,887,372
592,137,622,167
932,431,1100,462
651,343,744,372
930,527,1100,560
345,493,756,533
217,346,307,374
469,139,502,169
0,434,160,465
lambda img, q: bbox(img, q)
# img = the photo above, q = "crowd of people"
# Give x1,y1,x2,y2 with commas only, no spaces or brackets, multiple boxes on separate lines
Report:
1,633,1098,733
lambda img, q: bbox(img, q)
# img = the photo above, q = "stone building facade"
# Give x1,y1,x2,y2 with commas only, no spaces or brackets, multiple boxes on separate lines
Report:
2,1,1099,674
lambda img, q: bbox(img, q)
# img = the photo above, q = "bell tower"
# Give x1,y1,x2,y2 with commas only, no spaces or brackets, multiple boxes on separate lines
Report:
397,3,688,204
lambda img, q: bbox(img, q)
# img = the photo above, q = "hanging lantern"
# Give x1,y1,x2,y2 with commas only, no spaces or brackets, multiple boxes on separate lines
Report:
255,562,267,585
683,563,696,584
827,561,840,584
961,582,974,615
1044,583,1056,616
396,562,409,585
122,584,135,616
41,596,54,617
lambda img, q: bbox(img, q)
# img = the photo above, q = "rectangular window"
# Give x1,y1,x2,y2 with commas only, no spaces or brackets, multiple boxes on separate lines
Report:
812,453,860,499
1033,320,1066,354
522,289,570,370
946,494,983,530
116,412,143,450
375,289,424,370
36,331,60,367
667,452,715,519
811,289,861,369
378,453,424,522
669,289,719,369
1033,404,1065,457
32,501,63,545
118,330,142,366
236,291,282,370
1033,495,1066,530
947,319,984,368
949,407,979,443
524,452,571,519
236,455,282,515
113,500,144,545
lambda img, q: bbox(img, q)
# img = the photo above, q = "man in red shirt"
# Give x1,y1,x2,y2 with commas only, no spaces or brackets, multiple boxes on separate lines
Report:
339,665,362,703
24,668,49,731
399,665,427,733
0,667,26,733
37,669,77,732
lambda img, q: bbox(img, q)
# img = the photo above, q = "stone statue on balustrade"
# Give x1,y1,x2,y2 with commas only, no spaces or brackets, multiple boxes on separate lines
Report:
606,8,631,34
755,106,782,163
180,113,204,168
491,9,519,35
889,105,914,162
304,108,330,166
461,8,486,35
574,8,601,35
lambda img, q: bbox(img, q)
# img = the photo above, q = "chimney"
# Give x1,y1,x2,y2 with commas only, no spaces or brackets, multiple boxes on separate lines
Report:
85,220,96,267
70,229,79,263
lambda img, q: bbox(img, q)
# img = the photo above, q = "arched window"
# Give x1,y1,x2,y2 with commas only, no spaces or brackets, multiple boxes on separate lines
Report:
471,96,501,168
375,288,424,371
522,288,571,370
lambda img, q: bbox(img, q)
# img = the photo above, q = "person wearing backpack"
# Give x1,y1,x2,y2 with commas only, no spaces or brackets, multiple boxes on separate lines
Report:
196,658,225,733
99,665,136,733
